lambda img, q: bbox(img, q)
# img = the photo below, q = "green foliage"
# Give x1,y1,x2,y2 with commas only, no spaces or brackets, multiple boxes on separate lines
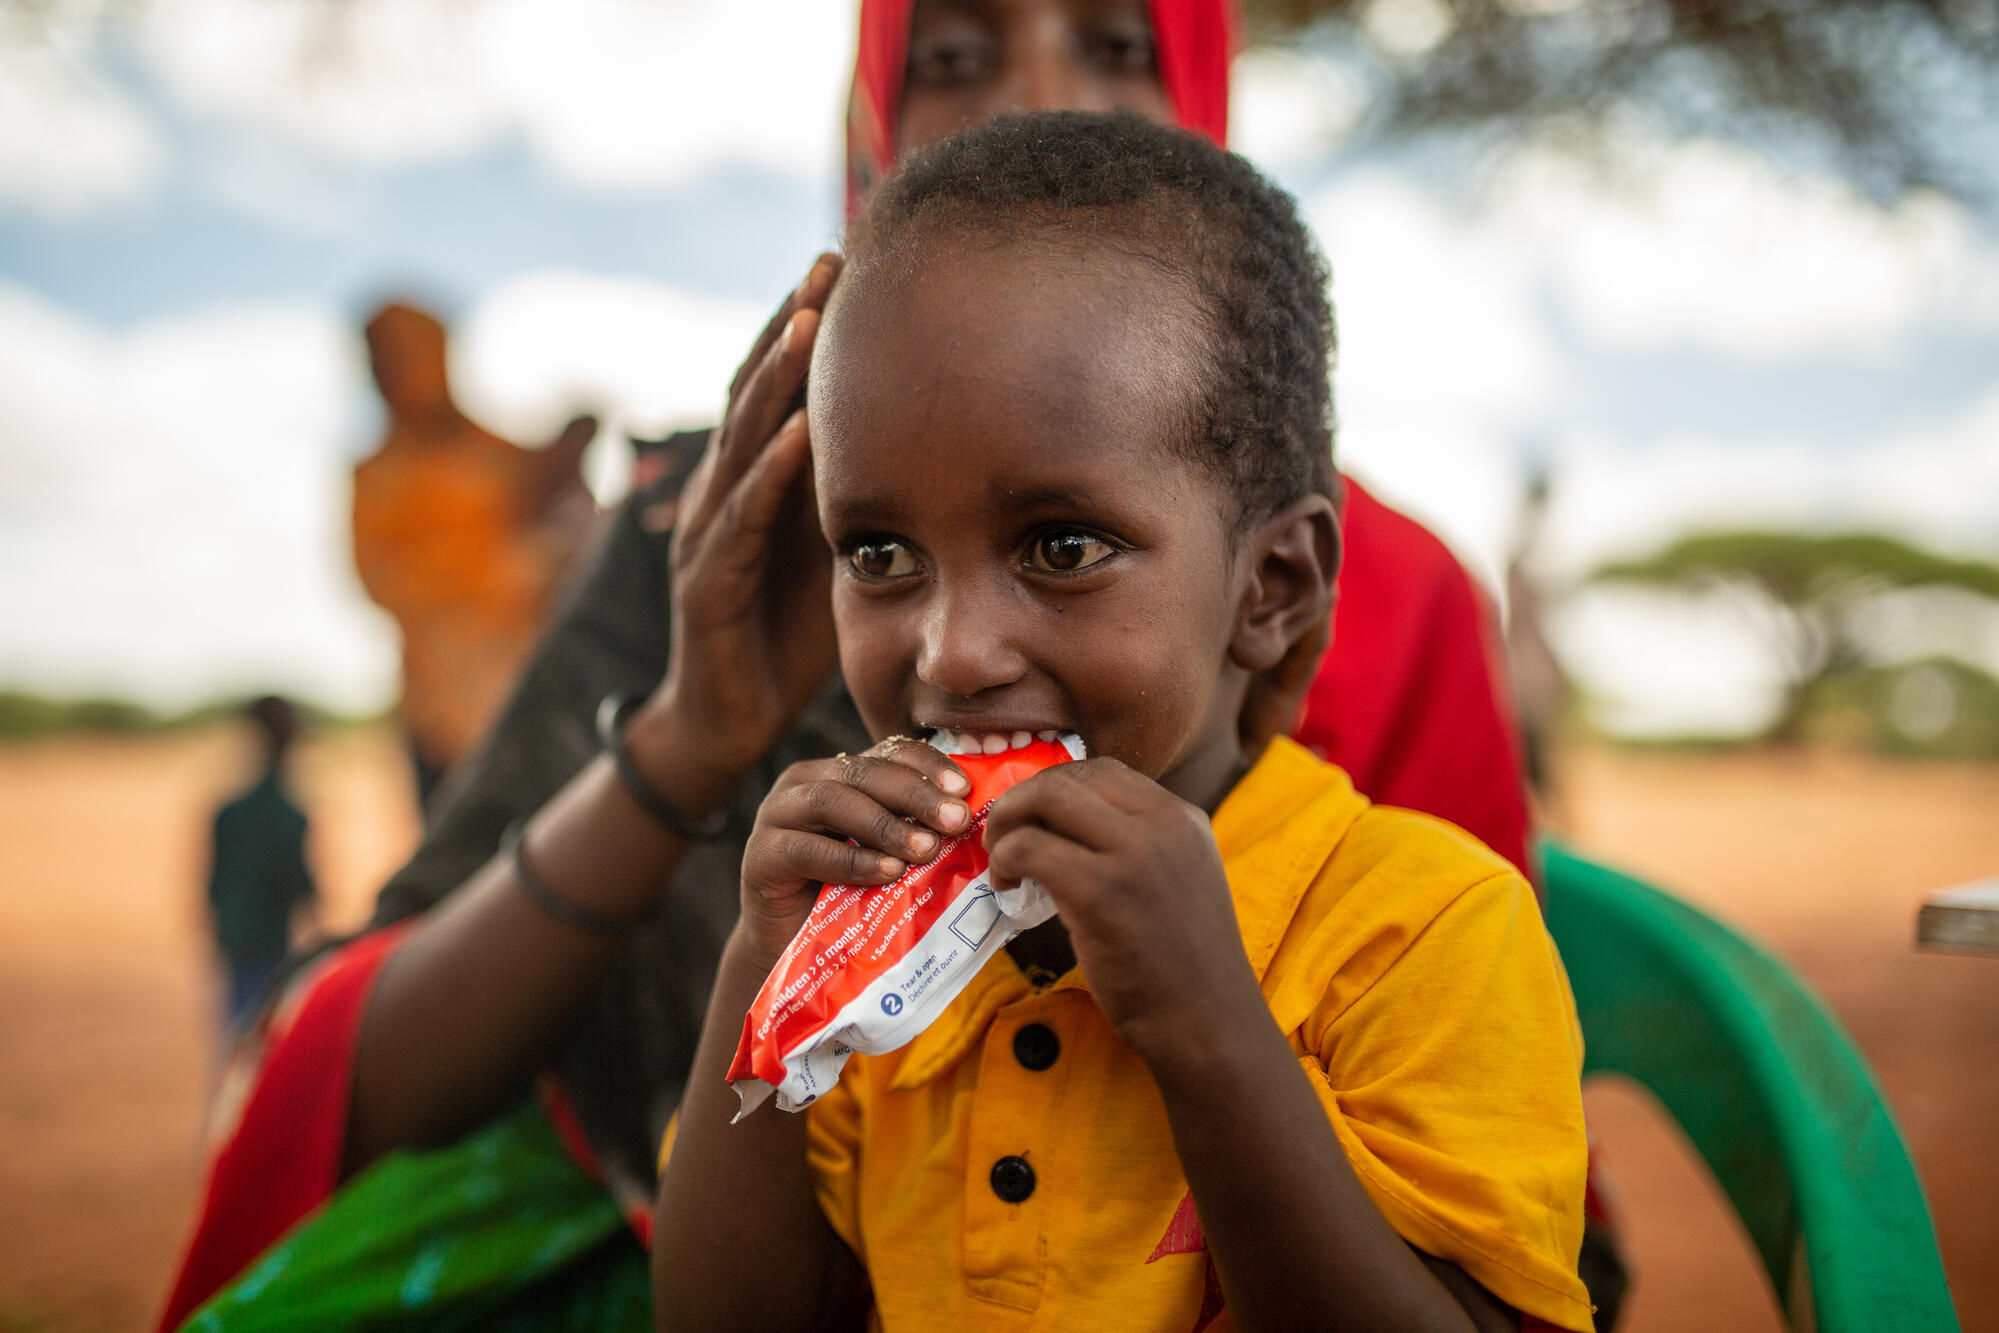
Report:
1244,0,1999,203
1592,531,1999,602
1586,529,1999,747
1816,656,1999,758
0,691,375,740
0,691,178,738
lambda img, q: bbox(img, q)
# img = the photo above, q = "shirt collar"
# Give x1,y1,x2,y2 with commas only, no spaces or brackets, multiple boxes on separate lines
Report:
891,738,1367,1092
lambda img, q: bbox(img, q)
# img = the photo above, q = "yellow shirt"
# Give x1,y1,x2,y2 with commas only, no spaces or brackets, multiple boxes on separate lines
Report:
796,737,1593,1331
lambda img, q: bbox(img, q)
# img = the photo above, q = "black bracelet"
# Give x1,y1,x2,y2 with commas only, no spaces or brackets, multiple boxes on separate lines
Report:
595,693,732,841
504,822,649,937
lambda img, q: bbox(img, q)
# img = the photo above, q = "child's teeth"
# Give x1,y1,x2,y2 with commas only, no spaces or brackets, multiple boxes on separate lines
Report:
981,733,1008,755
1010,731,1031,750
1036,730,1057,743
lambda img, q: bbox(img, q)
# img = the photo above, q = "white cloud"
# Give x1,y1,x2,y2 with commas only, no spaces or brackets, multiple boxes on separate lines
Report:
197,130,361,235
1541,387,1999,580
0,286,394,711
140,0,507,165
451,268,770,501
1231,47,1365,174
0,13,166,216
7,13,1995,738
136,0,856,191
0,272,787,709
1361,0,1455,58
1304,171,1560,587
1290,133,1999,596
1553,587,1791,737
1290,151,1999,738
476,0,853,190
1491,134,1999,361
1529,392,1999,736
1852,387,1999,558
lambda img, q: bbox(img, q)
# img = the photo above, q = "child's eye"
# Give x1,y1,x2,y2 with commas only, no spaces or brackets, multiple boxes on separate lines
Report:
850,540,918,579
1027,531,1115,573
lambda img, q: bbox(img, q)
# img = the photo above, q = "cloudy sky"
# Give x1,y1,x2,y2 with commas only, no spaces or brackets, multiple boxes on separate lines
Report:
4,0,1996,733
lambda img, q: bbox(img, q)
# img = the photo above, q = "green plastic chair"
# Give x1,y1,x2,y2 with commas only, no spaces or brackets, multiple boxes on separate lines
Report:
1541,843,1958,1331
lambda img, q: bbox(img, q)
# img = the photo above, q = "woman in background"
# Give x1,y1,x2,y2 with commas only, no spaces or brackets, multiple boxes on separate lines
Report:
352,301,598,810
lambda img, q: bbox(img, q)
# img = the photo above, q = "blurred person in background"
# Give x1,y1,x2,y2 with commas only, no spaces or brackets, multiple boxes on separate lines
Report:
1506,463,1572,819
158,4,1549,1328
204,696,317,1034
353,301,601,812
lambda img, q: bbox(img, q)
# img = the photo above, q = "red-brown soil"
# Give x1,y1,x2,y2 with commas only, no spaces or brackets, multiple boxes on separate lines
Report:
1558,747,1999,1333
0,730,1992,1331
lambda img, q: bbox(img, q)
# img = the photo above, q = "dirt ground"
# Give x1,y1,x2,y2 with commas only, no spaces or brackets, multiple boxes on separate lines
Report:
0,727,1992,1332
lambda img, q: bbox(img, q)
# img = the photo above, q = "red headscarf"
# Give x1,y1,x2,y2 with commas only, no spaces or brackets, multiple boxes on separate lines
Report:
846,0,1239,215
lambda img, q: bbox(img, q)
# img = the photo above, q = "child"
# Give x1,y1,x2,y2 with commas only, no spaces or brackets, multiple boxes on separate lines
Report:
206,696,317,1032
654,111,1592,1333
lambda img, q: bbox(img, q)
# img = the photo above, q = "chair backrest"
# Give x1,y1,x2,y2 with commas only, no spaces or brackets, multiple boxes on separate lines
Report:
1542,843,1958,1332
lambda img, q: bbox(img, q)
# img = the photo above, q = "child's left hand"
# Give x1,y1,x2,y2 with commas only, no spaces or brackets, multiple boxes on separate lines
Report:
982,759,1264,1063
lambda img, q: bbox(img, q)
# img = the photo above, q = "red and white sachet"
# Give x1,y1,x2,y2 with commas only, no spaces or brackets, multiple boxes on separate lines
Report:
728,732,1086,1117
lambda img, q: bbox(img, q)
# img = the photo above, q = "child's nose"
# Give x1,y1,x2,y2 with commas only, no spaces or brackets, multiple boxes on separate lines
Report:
914,591,1029,699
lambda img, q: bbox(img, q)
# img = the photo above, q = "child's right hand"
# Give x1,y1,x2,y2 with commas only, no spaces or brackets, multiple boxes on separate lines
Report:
736,738,971,966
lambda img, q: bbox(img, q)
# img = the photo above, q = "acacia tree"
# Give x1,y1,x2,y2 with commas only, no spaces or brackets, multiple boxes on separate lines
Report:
1243,0,1999,204
1588,531,1999,741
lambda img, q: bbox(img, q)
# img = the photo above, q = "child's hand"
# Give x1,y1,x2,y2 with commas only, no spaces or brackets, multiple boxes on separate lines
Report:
982,760,1263,1062
737,738,971,967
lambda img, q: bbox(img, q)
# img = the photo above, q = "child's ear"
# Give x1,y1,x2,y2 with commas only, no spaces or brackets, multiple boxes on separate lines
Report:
1229,494,1341,677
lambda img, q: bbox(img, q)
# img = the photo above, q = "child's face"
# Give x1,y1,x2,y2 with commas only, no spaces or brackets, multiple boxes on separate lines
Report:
810,237,1256,804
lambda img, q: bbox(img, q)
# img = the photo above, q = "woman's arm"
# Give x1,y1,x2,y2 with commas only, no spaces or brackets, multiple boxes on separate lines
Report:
344,257,844,1176
345,700,736,1173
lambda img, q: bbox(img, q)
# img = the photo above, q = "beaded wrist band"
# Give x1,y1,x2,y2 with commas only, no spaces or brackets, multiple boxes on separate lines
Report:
504,822,650,937
595,693,732,841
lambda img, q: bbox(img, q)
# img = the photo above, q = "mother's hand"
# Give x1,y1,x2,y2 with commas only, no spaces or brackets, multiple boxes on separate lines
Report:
631,255,844,813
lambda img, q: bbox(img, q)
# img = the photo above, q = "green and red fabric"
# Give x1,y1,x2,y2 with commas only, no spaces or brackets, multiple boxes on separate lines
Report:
177,1100,649,1332
160,927,412,1329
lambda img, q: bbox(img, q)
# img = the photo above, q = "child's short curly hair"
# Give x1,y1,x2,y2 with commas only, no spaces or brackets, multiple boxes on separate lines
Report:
845,109,1337,523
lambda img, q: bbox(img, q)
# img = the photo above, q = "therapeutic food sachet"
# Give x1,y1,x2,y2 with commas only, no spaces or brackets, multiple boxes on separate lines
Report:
728,732,1084,1116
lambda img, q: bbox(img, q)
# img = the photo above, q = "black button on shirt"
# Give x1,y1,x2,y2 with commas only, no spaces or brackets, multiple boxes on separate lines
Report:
990,1155,1036,1203
1012,1023,1060,1071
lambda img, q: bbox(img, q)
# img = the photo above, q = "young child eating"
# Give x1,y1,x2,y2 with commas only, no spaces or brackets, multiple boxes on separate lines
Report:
654,111,1593,1333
